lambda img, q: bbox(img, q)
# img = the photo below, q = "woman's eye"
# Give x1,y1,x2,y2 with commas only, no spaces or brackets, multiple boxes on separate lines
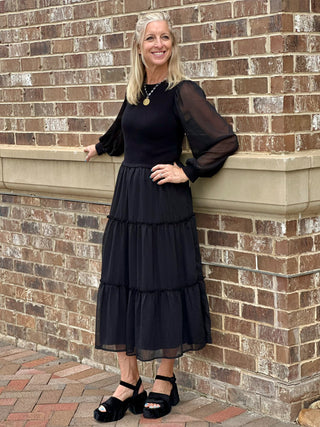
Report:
146,36,154,41
162,35,170,40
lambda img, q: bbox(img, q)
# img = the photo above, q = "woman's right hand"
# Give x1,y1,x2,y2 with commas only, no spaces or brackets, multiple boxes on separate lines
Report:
84,144,97,162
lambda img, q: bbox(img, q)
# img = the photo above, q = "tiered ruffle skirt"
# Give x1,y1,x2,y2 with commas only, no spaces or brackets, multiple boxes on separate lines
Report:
95,163,211,361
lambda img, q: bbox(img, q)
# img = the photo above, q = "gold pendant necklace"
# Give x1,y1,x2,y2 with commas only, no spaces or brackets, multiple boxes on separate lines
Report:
143,81,163,106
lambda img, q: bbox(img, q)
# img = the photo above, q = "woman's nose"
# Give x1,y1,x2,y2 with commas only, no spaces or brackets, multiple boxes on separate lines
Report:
154,37,163,47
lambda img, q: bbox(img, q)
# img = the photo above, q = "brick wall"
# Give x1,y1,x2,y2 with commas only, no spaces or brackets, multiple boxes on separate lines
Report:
1,0,320,422
1,0,318,152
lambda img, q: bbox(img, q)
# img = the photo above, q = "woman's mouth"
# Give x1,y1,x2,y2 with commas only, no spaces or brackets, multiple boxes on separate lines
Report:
152,51,166,56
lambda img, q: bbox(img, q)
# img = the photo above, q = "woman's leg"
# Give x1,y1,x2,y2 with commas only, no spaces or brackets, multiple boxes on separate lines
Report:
145,358,175,408
99,352,144,411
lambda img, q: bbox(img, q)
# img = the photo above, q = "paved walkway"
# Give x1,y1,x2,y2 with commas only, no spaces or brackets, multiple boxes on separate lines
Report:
0,341,296,426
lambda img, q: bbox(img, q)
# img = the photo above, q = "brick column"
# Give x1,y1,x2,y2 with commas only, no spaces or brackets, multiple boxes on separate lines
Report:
178,1,320,421
0,0,320,422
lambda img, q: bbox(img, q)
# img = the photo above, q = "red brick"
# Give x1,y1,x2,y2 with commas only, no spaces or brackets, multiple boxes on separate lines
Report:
52,39,73,54
217,58,249,76
44,88,66,101
216,19,247,39
65,53,87,69
67,86,90,101
2,58,20,72
211,365,241,385
259,325,291,345
170,7,198,25
279,308,316,329
16,133,35,145
301,358,320,378
225,317,256,338
78,102,103,117
73,3,97,20
98,0,124,15
208,230,238,247
202,79,233,96
57,134,80,147
68,118,90,132
225,349,256,371
218,98,249,114
198,344,224,363
200,3,232,22
312,0,320,12
207,265,239,283
209,296,239,316
257,255,288,274
243,374,276,396
295,95,320,113
258,290,275,307
234,37,266,55
301,130,320,150
272,115,311,133
243,304,274,325
256,220,286,237
63,20,86,38
240,235,273,254
200,41,232,59
55,240,75,255
183,24,214,42
250,14,293,35
234,0,268,17
276,292,299,311
113,15,138,32
300,253,320,273
275,237,313,256
236,116,268,133
200,246,221,264
224,283,255,303
101,68,126,83
282,0,310,11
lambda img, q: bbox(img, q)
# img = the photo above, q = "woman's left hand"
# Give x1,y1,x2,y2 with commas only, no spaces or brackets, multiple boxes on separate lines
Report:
150,162,189,185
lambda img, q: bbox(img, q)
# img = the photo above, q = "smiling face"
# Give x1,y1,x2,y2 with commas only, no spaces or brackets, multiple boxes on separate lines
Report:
140,20,172,72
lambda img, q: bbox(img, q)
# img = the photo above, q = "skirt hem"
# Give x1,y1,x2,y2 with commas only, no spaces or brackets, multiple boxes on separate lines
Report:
94,342,211,362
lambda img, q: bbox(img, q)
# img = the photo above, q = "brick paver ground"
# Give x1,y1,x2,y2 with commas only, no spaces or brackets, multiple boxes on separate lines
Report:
0,341,296,426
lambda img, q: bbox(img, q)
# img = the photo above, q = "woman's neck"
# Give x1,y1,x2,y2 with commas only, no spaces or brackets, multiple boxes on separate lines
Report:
145,67,168,85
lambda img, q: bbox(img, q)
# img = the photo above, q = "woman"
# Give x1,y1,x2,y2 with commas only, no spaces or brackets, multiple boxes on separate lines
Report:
84,11,238,423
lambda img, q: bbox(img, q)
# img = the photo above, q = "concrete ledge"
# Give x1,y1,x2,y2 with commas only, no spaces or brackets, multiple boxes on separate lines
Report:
1,145,320,216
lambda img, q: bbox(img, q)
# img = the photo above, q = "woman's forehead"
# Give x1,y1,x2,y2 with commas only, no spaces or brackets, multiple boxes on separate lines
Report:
144,20,170,35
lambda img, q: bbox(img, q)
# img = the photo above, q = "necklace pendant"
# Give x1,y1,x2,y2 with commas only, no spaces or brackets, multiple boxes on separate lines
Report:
143,98,150,106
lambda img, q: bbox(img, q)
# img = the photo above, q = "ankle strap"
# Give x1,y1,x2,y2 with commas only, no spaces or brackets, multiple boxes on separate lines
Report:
120,377,142,398
155,374,176,384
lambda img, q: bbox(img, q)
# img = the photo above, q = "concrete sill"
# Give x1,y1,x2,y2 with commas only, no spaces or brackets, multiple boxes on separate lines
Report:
1,145,320,216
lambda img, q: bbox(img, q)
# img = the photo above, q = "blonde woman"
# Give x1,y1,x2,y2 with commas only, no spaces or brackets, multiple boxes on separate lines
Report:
85,11,238,423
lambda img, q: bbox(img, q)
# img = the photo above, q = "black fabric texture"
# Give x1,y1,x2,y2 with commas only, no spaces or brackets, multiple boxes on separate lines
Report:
95,80,238,361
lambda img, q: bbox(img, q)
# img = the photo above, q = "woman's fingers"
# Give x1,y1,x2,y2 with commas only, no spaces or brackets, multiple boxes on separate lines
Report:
150,163,188,184
84,145,97,161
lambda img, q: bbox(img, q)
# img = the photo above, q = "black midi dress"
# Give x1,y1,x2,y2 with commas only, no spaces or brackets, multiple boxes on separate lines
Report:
94,80,238,362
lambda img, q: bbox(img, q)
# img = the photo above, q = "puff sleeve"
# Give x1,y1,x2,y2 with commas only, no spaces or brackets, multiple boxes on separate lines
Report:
175,80,238,182
95,98,127,156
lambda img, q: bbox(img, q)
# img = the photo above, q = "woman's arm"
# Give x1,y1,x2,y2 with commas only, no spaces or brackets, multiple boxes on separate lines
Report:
175,80,238,182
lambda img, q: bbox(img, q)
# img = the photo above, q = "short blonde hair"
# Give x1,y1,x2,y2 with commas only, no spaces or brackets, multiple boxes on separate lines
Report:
126,12,184,105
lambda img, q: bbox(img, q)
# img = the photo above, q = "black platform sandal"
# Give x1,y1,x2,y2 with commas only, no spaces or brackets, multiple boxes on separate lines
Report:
143,374,179,419
93,377,147,423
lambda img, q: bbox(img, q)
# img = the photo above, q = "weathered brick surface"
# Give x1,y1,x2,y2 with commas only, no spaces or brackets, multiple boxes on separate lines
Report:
0,1,318,153
1,194,107,364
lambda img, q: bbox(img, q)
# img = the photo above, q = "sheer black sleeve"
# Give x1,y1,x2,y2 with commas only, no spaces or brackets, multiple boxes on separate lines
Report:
95,98,127,156
175,80,238,182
